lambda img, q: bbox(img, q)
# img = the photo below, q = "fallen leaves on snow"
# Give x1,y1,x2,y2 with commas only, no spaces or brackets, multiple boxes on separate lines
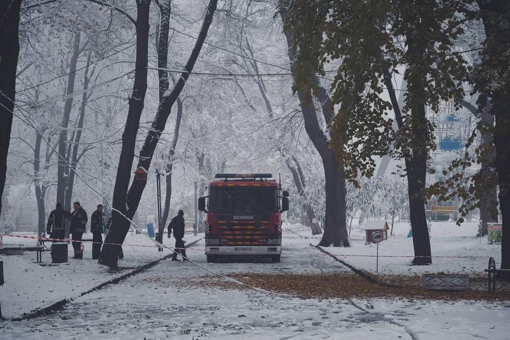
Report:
180,272,510,303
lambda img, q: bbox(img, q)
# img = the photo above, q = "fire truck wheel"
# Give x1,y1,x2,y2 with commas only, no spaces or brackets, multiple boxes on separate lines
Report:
207,255,218,263
271,255,281,263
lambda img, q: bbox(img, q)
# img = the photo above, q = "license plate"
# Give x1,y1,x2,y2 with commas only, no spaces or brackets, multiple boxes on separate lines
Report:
235,247,252,251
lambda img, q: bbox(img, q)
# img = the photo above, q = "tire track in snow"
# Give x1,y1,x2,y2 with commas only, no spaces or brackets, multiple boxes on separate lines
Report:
312,244,419,340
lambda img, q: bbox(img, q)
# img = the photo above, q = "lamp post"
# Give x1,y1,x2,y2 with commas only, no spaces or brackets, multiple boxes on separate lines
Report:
153,160,164,251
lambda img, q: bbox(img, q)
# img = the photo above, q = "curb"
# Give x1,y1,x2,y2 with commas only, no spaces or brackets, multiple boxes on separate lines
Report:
10,238,202,321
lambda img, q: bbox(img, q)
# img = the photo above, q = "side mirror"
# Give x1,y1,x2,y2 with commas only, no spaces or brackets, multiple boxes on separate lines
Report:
283,190,289,197
281,197,289,212
198,197,206,212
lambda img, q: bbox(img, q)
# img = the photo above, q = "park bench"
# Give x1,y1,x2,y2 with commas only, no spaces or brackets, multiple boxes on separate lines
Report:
429,206,456,221
431,205,456,214
484,257,510,292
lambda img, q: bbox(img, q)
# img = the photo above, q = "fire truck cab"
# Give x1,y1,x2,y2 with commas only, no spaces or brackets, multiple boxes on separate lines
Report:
198,173,289,263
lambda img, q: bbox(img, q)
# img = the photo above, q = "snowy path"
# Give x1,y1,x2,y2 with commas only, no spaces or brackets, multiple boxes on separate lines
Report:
2,226,509,339
1,232,412,339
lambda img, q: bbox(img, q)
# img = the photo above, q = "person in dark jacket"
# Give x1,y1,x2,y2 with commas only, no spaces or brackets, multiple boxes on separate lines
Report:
105,216,124,260
90,204,105,260
70,201,88,259
46,202,68,240
167,210,187,261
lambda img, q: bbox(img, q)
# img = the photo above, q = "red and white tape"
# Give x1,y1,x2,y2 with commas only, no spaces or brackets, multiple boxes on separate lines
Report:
3,234,489,259
4,234,161,249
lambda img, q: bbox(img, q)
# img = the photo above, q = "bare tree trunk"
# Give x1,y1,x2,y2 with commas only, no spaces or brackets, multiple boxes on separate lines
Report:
57,28,81,208
27,88,48,236
348,214,354,235
288,162,319,233
493,118,510,271
0,0,22,217
292,156,318,228
390,213,395,236
34,129,46,236
154,0,184,228
477,0,510,273
156,0,171,101
405,110,432,265
281,11,348,246
100,0,152,268
457,97,497,234
161,97,183,227
478,107,497,236
125,0,217,228
383,81,431,263
101,0,218,268
407,179,430,262
36,185,46,235
34,127,58,236
64,51,93,209
320,155,348,246
286,156,320,234
195,150,207,232
403,19,434,264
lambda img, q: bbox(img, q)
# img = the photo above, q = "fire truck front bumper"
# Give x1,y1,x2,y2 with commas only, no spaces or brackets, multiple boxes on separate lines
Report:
205,246,281,256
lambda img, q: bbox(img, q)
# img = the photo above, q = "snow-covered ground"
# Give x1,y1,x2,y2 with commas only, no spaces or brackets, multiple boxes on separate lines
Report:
1,221,509,339
306,220,501,276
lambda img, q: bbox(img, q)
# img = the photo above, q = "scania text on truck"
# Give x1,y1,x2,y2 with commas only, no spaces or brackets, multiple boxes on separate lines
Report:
198,173,289,263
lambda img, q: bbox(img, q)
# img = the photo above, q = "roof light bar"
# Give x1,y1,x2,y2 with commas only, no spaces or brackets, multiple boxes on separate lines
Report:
214,173,273,179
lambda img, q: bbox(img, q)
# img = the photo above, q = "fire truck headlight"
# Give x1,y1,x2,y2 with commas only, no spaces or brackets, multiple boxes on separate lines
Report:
206,239,220,245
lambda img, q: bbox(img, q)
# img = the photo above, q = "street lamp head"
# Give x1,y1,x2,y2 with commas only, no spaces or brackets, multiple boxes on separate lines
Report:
152,160,164,171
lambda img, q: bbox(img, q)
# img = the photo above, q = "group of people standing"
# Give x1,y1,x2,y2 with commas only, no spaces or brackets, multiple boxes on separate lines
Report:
46,202,114,260
46,202,187,261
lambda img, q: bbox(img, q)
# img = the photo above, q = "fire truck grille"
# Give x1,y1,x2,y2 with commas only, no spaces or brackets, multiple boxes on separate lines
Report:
217,220,270,245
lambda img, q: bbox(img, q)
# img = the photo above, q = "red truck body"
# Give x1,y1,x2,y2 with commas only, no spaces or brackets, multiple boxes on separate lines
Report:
199,174,288,263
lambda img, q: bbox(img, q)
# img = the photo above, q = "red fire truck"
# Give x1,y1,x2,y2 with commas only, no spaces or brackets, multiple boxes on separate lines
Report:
198,173,289,263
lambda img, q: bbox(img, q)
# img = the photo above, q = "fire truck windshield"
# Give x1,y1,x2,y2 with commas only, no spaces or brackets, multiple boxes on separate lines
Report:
209,186,278,214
